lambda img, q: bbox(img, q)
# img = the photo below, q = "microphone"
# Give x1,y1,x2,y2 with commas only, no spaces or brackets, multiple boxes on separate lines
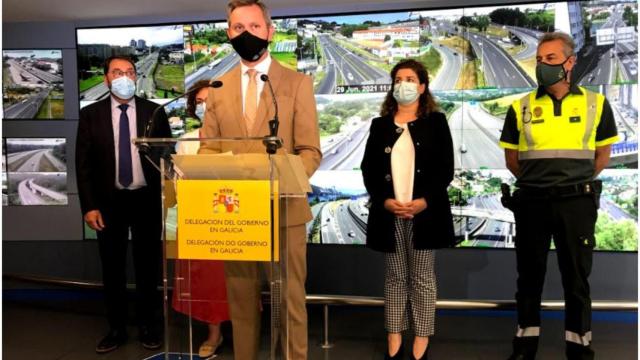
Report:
260,74,282,154
139,79,223,154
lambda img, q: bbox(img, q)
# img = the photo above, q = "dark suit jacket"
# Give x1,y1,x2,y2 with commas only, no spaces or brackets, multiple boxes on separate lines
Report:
361,111,455,252
76,95,172,216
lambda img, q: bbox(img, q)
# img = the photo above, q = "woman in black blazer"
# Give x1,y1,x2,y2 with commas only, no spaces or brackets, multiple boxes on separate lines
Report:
361,59,455,360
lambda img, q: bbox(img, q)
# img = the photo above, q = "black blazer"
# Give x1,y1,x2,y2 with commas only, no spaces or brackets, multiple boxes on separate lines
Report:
76,96,172,216
361,111,455,252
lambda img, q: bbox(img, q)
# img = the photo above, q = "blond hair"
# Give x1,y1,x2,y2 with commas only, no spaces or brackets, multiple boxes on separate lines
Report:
227,0,272,26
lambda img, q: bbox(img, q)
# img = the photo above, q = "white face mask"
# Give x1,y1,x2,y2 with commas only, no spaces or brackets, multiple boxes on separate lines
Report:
393,81,420,105
110,76,136,100
195,102,206,120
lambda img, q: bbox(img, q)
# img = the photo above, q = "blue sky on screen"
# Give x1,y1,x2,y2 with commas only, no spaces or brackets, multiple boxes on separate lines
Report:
309,12,415,25
77,25,183,47
3,50,61,59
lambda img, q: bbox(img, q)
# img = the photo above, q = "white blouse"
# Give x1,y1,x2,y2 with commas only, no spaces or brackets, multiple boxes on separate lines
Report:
176,129,200,155
391,122,415,203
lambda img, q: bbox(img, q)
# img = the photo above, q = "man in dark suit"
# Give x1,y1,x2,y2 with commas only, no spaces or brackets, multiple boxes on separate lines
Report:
76,55,171,354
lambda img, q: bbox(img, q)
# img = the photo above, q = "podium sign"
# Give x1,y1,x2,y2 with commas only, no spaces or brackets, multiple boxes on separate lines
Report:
132,136,311,359
177,179,279,261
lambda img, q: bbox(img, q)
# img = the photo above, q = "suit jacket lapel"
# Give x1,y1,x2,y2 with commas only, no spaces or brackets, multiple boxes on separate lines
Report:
99,97,116,176
227,66,247,138
133,96,147,138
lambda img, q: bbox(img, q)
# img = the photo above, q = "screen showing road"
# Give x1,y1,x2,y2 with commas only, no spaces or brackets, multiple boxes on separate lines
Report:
2,50,64,119
4,138,67,206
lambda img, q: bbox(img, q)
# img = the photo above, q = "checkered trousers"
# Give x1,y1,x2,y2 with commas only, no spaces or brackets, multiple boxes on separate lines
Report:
384,217,437,337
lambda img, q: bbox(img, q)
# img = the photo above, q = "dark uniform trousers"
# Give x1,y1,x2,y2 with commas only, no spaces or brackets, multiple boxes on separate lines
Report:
513,189,597,359
97,187,162,332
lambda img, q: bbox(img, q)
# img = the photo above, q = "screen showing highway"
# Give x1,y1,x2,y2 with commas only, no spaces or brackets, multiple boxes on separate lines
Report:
2,50,64,119
4,138,67,206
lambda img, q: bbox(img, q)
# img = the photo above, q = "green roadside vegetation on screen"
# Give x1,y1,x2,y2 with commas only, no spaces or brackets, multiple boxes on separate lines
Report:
155,64,185,94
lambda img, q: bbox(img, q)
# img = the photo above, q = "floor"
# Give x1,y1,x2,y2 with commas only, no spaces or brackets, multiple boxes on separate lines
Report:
2,289,637,360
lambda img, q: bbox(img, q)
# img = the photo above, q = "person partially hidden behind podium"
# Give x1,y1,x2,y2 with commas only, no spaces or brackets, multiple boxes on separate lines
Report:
172,79,230,359
199,1,322,358
76,55,172,354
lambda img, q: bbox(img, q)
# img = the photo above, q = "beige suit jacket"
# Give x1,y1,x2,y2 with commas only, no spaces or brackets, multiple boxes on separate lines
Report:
199,59,322,226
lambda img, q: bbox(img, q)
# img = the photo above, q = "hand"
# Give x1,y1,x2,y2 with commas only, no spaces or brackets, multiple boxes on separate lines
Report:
407,198,427,216
384,199,413,219
84,210,105,231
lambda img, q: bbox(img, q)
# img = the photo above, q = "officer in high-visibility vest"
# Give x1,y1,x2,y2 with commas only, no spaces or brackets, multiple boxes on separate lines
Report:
499,31,618,360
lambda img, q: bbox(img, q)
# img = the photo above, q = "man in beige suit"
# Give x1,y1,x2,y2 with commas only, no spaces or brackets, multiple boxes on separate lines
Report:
198,1,321,358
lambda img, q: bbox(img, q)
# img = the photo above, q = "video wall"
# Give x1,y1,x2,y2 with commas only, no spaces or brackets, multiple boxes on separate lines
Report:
5,1,635,249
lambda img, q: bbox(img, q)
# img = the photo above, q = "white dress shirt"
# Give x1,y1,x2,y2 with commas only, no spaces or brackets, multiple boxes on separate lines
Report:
391,122,415,204
111,96,146,189
240,55,271,115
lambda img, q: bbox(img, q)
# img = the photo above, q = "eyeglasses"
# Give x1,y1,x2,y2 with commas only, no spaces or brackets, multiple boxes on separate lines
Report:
110,69,136,78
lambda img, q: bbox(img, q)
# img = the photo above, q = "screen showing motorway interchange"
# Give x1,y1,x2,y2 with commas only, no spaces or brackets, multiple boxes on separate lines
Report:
76,1,638,250
2,50,64,119
3,138,67,206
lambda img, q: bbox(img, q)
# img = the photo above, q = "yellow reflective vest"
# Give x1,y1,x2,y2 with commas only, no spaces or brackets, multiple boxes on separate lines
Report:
499,86,618,160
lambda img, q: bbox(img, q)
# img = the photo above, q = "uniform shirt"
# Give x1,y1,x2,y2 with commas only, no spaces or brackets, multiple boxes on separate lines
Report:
111,96,146,189
500,85,618,188
391,122,415,203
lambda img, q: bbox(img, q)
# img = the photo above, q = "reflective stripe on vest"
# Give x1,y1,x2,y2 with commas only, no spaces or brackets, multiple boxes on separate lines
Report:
518,149,595,160
582,90,597,150
516,87,602,160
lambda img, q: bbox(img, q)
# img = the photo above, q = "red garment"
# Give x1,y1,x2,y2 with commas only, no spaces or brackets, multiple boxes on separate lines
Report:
172,260,230,324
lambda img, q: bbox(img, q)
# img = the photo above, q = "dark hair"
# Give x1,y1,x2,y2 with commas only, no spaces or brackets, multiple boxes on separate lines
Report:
186,80,211,119
380,59,438,118
103,55,137,76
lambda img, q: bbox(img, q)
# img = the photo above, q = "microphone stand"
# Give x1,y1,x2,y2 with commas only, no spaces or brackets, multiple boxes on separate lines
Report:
260,74,283,155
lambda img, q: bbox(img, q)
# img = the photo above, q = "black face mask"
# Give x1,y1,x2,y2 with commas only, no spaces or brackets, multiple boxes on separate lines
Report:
536,56,571,87
230,31,269,62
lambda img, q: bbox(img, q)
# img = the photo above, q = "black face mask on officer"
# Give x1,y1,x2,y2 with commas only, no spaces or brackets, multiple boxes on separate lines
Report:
536,56,571,87
230,30,269,62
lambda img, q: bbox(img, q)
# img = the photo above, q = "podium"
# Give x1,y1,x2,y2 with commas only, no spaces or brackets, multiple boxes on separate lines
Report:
133,136,311,360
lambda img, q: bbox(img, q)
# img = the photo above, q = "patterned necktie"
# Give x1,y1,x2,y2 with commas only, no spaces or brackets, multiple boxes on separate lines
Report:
118,104,133,188
244,68,257,133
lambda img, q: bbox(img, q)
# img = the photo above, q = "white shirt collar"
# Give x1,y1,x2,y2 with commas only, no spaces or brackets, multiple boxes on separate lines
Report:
240,54,271,78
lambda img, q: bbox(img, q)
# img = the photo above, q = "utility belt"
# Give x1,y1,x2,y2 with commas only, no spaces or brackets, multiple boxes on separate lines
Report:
501,180,602,210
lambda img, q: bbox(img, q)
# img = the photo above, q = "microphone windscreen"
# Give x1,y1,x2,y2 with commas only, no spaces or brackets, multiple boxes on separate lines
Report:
260,74,269,82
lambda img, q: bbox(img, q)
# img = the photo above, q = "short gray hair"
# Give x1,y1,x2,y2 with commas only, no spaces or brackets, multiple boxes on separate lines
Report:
227,0,272,27
538,31,575,57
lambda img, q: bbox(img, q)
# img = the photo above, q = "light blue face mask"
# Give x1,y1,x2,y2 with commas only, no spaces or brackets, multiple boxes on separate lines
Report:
195,103,206,120
110,76,136,100
393,81,420,105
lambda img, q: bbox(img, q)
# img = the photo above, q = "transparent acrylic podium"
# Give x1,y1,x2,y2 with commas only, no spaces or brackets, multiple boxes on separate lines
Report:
133,136,311,360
